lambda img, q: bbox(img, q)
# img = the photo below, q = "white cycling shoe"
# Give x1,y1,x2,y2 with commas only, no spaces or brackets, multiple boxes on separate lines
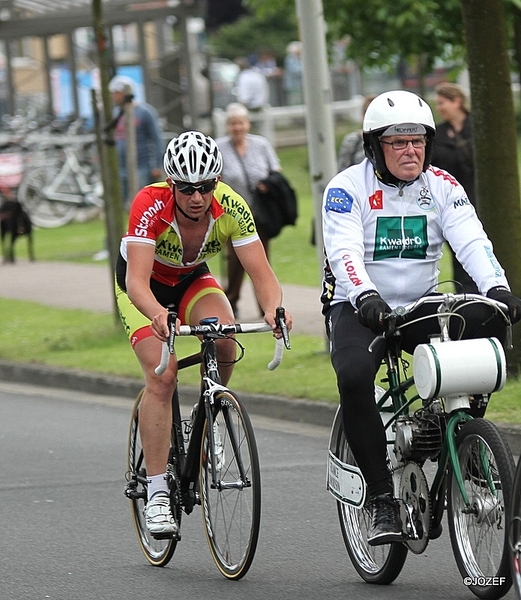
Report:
145,494,178,535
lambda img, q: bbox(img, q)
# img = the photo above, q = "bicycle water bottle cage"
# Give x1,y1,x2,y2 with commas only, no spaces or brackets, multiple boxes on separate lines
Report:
200,317,219,325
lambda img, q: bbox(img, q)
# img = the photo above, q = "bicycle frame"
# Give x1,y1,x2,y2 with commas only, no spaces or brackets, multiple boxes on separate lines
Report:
42,145,103,207
378,337,477,526
165,317,287,513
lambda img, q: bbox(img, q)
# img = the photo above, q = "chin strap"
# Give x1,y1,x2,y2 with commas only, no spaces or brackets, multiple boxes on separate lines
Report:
175,203,213,223
175,204,199,222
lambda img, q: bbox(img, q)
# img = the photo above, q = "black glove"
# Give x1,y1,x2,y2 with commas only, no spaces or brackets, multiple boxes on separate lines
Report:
486,286,521,324
356,290,392,333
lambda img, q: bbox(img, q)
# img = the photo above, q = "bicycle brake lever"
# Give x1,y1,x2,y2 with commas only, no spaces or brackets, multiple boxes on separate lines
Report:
167,305,177,355
506,323,513,350
368,335,385,354
368,309,402,353
155,306,178,376
275,306,291,350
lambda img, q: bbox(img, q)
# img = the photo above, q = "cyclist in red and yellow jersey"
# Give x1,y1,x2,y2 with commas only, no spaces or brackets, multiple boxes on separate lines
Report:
116,131,292,535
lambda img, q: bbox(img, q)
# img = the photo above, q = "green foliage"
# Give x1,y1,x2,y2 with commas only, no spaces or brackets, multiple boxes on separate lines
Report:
245,0,465,75
322,0,464,74
206,6,299,63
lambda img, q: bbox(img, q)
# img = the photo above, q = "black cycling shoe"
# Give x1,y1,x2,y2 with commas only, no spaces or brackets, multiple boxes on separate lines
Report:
367,493,405,546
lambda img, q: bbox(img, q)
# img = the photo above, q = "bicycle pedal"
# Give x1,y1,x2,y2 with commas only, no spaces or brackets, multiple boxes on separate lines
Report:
151,528,181,541
151,531,175,540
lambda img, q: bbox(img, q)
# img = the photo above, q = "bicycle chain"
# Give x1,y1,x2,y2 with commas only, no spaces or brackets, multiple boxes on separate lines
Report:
167,457,183,529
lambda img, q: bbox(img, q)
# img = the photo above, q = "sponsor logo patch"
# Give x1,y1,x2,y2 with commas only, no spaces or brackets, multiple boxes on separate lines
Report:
325,188,354,213
416,186,435,210
374,216,428,260
453,196,471,209
369,190,383,210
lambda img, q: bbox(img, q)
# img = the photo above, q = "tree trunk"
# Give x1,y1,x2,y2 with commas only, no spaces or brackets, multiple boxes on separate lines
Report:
460,0,521,373
91,0,125,325
509,3,521,78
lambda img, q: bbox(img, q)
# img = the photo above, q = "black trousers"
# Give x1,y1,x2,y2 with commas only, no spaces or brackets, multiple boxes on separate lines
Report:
225,227,270,316
325,299,507,499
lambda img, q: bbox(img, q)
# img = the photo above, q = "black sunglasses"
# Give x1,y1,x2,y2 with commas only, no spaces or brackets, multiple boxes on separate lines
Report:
174,180,217,195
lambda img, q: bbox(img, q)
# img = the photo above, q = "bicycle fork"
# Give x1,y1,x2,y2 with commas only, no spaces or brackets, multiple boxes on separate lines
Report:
203,379,251,491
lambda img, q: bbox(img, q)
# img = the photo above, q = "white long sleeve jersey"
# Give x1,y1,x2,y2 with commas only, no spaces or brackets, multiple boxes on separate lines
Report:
322,159,509,310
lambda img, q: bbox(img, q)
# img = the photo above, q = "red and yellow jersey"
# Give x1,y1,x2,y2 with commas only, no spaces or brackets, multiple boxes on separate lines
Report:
120,180,258,286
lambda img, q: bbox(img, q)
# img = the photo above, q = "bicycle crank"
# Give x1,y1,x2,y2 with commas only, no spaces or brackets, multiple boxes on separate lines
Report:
399,462,431,554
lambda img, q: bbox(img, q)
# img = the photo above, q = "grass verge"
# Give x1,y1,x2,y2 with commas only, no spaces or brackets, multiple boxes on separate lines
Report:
1,297,520,423
5,143,521,424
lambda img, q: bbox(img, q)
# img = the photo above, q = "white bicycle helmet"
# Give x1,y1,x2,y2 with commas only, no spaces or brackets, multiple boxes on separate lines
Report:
163,131,223,183
362,90,436,178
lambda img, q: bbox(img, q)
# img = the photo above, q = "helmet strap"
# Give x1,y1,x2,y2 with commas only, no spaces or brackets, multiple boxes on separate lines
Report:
174,198,212,223
176,204,200,222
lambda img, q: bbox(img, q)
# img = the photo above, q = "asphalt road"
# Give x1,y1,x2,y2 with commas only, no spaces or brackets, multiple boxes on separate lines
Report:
0,381,517,600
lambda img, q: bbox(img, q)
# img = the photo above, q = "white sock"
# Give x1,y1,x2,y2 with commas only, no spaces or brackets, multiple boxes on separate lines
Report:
146,473,169,501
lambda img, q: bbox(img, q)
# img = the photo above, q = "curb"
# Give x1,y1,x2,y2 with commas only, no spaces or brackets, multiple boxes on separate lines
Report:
0,360,337,429
0,359,519,455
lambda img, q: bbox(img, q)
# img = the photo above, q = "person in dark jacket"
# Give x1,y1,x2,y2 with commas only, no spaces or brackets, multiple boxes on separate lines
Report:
216,103,281,316
253,170,298,239
431,82,478,293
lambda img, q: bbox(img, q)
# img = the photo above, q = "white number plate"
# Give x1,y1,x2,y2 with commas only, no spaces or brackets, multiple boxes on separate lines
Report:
327,451,366,508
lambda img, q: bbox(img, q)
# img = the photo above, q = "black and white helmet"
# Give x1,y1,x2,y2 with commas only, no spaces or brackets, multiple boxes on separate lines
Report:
163,131,223,183
362,90,436,177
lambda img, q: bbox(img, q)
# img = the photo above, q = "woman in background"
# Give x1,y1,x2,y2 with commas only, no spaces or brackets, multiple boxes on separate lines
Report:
216,103,281,317
431,82,478,293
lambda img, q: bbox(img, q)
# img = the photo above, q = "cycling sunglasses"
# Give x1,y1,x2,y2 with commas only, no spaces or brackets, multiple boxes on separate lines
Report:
174,180,217,195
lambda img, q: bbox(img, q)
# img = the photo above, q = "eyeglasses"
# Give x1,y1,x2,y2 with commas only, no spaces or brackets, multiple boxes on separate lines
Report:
174,180,217,195
380,137,427,150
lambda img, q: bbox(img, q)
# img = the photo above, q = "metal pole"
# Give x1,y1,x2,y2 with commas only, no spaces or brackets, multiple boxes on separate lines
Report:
295,0,336,347
295,0,336,279
124,101,139,204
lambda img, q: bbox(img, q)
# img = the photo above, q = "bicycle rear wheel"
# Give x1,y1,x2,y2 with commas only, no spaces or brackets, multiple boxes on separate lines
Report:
334,425,408,585
200,390,261,580
447,418,514,600
510,460,521,599
18,164,76,228
126,390,178,567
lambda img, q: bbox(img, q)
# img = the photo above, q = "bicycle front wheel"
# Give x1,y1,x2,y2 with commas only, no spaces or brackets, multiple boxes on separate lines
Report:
127,390,177,567
200,390,261,580
510,460,521,599
334,425,408,585
18,165,76,228
447,418,514,600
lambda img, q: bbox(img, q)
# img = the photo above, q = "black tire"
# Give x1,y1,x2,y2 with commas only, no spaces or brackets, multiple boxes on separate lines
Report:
509,460,521,599
447,418,514,600
200,391,261,579
18,164,77,228
127,390,177,567
334,425,408,584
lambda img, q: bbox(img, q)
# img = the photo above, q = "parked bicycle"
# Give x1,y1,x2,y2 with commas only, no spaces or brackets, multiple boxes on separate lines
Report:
327,292,515,599
17,133,103,228
125,307,290,579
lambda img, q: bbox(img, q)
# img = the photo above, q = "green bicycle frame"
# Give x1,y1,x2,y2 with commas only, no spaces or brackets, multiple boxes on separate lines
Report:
377,344,491,511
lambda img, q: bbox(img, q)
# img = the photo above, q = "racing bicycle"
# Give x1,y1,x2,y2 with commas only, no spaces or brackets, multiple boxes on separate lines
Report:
327,292,515,599
125,307,290,579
